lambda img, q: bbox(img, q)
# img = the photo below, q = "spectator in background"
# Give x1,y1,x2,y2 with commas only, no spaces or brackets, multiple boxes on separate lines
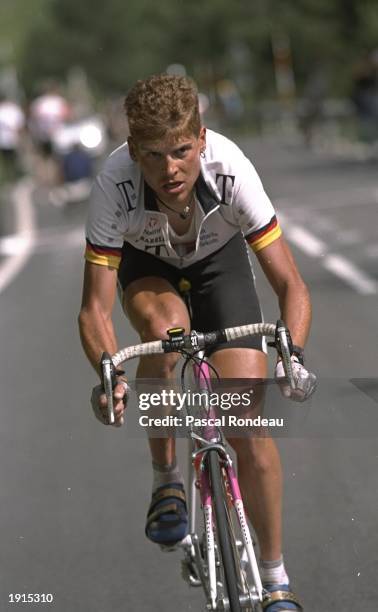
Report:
49,144,93,208
29,81,71,157
62,143,93,184
0,93,25,181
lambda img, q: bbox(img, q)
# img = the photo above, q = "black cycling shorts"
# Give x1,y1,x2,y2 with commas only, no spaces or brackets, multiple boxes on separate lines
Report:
117,231,264,354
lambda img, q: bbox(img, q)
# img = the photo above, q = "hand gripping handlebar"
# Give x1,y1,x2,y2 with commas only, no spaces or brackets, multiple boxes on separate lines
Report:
274,319,296,390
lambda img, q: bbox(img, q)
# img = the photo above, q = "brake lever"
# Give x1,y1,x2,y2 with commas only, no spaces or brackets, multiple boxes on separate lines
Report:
100,352,117,424
275,320,296,390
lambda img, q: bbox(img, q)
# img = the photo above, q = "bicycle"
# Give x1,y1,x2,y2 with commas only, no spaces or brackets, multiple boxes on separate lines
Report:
101,319,296,611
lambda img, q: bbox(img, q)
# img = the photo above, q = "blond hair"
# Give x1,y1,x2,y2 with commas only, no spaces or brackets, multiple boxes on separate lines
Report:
124,74,201,142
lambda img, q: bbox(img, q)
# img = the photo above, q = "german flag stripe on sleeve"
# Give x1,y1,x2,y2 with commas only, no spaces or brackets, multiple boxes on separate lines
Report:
85,239,122,269
245,215,282,252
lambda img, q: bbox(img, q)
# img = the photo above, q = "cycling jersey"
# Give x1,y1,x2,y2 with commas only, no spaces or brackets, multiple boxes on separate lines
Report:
85,129,281,270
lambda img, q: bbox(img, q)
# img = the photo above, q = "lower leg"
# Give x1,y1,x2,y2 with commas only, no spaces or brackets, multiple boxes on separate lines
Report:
235,437,289,584
136,355,182,488
123,279,191,544
236,438,283,561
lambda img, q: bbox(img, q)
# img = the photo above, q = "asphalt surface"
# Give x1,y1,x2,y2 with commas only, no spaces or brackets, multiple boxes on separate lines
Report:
0,137,377,611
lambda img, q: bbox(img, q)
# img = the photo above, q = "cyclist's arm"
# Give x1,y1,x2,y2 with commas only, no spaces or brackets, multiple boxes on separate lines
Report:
78,260,119,378
255,235,311,349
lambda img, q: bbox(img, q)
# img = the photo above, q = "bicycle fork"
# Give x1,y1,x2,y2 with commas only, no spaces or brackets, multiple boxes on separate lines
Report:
225,459,263,604
193,448,264,610
201,466,218,610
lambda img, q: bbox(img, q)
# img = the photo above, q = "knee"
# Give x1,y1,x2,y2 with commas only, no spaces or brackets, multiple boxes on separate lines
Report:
137,312,189,378
138,309,189,343
229,437,277,476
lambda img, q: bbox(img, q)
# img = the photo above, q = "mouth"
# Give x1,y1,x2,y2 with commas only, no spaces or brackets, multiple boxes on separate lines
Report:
162,181,184,194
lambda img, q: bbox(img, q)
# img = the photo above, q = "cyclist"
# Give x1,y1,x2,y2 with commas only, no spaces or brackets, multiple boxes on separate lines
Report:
78,74,315,611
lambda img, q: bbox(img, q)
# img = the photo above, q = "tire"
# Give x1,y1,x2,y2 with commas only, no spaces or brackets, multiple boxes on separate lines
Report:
208,449,242,612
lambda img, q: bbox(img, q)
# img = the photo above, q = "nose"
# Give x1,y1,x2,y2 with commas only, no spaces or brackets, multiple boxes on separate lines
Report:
164,155,178,178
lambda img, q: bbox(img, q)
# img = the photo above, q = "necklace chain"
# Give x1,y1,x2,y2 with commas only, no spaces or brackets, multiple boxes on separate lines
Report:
156,193,194,220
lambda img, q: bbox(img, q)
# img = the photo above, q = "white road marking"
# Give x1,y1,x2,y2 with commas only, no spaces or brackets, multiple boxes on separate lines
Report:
35,226,84,252
0,226,83,255
323,254,377,295
0,178,36,295
285,226,326,257
279,213,377,295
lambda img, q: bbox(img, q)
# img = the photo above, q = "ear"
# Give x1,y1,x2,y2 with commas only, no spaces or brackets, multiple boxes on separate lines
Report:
199,126,206,151
128,137,138,161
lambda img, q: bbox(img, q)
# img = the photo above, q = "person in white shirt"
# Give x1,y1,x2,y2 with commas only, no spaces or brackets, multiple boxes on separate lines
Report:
0,94,25,179
29,83,71,156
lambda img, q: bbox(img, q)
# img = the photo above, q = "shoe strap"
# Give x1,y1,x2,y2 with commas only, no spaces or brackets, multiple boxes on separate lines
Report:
151,486,186,506
262,589,303,610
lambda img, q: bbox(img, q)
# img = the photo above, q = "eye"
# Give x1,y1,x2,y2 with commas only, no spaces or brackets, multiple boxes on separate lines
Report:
175,145,191,158
147,151,162,159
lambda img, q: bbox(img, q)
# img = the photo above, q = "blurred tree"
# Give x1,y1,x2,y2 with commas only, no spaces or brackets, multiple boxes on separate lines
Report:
16,0,378,103
19,0,182,96
0,0,47,66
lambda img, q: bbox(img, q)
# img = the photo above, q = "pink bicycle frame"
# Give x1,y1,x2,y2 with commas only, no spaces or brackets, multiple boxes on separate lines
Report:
186,358,263,605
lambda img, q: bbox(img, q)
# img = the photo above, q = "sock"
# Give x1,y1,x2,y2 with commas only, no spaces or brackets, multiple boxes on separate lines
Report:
260,555,289,586
152,457,184,492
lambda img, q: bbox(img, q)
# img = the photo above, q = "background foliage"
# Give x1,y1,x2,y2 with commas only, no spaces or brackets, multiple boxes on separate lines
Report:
1,0,377,101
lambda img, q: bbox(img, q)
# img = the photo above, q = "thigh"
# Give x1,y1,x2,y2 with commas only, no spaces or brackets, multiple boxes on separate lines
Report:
122,275,191,380
124,276,190,339
210,348,270,445
209,347,267,420
118,242,190,337
209,347,267,378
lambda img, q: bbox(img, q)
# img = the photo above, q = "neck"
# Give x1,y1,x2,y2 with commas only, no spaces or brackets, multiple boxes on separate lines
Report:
156,192,194,220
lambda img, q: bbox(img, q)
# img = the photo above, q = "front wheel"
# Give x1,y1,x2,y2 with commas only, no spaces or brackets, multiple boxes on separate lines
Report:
208,450,242,612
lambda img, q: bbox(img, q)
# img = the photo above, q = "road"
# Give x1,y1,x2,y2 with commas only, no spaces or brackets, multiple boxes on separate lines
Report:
0,137,377,611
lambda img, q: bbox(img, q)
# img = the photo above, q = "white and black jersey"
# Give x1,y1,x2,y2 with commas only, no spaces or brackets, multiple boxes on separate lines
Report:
85,129,281,270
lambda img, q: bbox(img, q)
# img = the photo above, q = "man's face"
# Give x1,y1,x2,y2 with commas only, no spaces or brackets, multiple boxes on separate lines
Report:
129,127,206,205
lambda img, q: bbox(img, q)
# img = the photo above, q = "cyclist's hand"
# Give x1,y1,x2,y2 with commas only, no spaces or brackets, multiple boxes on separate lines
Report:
91,378,129,427
275,357,317,402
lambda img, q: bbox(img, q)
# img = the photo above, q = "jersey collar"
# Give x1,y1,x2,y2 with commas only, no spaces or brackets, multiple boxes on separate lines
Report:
143,172,219,214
